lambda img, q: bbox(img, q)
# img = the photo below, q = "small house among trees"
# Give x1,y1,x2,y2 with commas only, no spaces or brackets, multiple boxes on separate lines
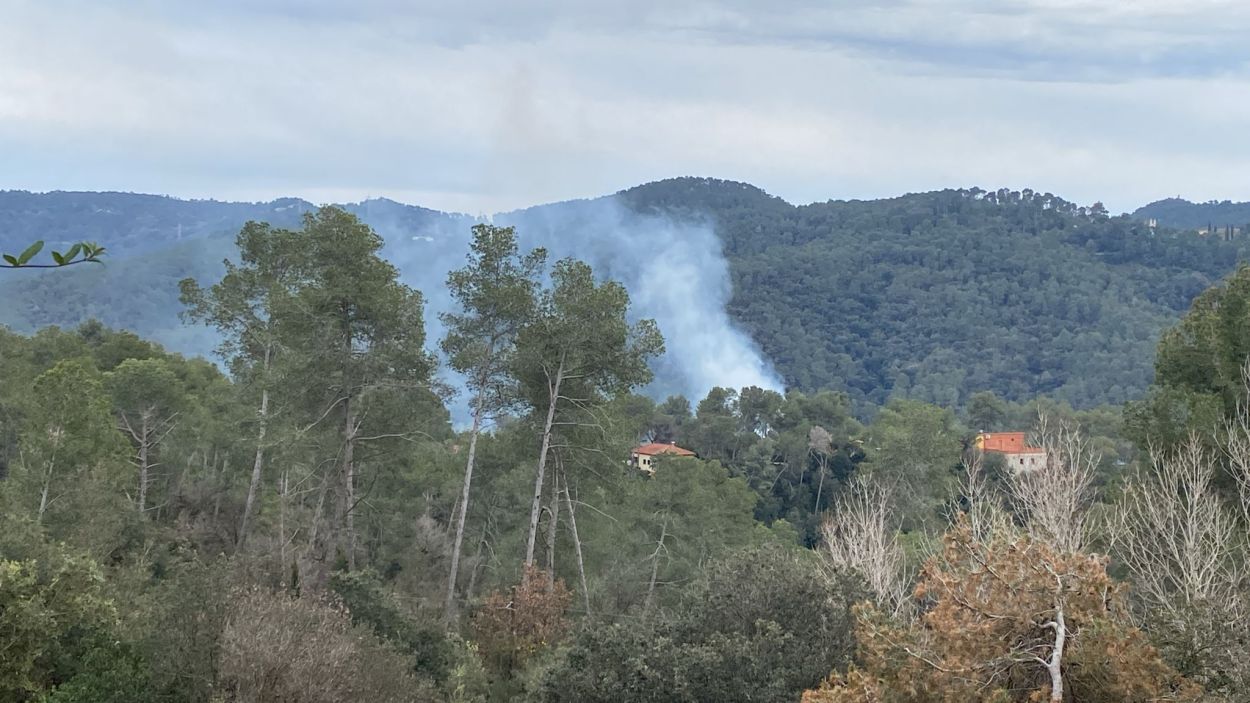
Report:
975,431,1046,471
630,441,696,474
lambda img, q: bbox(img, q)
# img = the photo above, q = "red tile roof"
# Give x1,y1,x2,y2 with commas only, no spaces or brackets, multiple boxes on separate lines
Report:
632,442,697,457
976,432,1044,455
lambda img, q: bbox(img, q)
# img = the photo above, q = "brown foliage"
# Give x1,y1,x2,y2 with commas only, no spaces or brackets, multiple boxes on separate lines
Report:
217,586,434,703
803,523,1201,702
471,565,571,676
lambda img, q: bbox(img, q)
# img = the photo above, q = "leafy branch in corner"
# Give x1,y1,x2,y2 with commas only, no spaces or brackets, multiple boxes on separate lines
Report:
1,240,106,268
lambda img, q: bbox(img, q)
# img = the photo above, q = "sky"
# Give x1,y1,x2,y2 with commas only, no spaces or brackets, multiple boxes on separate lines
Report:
3,0,1250,215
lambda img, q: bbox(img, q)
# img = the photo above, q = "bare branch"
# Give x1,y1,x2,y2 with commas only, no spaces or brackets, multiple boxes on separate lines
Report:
1109,436,1246,627
1007,414,1097,553
821,478,910,616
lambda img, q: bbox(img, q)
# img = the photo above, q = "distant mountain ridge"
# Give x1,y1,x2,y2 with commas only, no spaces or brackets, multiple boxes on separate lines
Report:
0,190,318,257
2,179,1247,411
1133,197,1250,231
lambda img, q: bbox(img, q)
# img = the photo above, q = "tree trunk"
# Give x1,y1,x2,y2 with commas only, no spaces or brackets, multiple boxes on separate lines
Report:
303,466,332,591
209,449,222,519
445,390,486,622
644,519,668,611
341,394,358,571
37,467,51,522
465,528,488,605
137,413,150,514
216,458,230,527
525,358,564,568
562,471,591,616
37,427,61,523
1046,605,1066,703
164,449,196,523
545,468,560,582
814,455,827,513
278,468,288,581
238,344,273,548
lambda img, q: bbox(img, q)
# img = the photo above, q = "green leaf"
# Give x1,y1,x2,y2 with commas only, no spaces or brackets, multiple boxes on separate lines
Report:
16,240,44,265
52,251,65,265
2,254,17,266
65,243,82,261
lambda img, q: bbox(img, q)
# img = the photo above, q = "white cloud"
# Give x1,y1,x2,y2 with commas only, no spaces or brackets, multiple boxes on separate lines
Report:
2,0,1250,213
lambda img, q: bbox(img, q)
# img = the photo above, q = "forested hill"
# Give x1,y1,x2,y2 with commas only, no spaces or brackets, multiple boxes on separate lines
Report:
621,179,1246,408
2,180,1245,410
1133,196,1250,230
0,190,317,256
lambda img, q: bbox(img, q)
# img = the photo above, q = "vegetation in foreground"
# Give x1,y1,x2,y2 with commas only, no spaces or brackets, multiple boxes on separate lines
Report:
2,209,1249,701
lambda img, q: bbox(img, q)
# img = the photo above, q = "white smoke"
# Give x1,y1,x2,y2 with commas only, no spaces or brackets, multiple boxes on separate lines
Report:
364,194,782,422
500,198,782,398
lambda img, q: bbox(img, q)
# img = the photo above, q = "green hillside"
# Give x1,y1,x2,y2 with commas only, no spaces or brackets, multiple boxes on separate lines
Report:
622,179,1246,408
0,190,315,256
1134,196,1250,231
2,180,1245,410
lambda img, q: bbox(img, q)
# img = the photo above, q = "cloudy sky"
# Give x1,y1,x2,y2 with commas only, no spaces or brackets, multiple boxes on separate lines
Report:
3,0,1249,214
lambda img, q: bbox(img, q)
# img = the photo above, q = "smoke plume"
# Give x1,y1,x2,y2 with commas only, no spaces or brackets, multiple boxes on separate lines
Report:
360,194,782,421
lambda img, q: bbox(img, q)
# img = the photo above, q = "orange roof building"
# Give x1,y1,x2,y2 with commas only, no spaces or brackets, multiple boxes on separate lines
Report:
974,432,1047,471
630,441,696,474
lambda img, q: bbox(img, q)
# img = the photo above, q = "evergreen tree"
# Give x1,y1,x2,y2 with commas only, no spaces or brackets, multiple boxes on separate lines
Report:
440,224,546,620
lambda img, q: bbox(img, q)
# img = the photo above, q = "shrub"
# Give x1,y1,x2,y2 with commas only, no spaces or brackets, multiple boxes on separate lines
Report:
217,587,436,703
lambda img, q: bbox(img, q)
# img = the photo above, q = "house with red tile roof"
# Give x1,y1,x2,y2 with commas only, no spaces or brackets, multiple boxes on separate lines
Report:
974,431,1047,471
630,441,697,474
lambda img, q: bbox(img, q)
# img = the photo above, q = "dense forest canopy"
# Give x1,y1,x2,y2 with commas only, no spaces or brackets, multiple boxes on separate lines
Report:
3,179,1246,415
2,203,1249,701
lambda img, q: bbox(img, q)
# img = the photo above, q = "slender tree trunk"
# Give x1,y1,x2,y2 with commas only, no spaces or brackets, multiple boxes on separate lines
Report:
465,528,488,605
562,471,591,616
335,304,359,572
1046,605,1066,703
278,468,288,580
644,519,668,611
238,345,273,547
445,389,486,621
342,395,358,571
525,359,564,567
545,468,560,582
814,455,827,512
209,449,222,520
165,449,196,523
303,467,332,591
37,467,51,522
138,413,150,514
215,458,231,527
37,428,60,523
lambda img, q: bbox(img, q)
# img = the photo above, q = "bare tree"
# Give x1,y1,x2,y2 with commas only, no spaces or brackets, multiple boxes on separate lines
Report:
1222,362,1250,529
955,449,1011,543
820,479,908,615
1109,436,1249,692
1007,414,1097,553
1112,438,1245,617
1229,421,1250,529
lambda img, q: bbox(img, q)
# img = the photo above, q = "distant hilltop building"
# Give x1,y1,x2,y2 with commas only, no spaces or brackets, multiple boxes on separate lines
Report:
974,431,1046,471
630,441,697,474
